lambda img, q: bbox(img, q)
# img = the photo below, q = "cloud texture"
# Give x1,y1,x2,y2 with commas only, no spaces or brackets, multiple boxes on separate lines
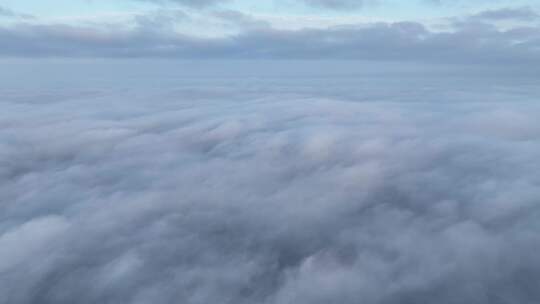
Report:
1,66,540,303
0,6,539,64
470,6,540,21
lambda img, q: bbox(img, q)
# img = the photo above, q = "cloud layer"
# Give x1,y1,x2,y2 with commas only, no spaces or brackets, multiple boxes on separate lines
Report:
470,6,540,21
1,67,540,303
0,5,539,64
1,18,540,64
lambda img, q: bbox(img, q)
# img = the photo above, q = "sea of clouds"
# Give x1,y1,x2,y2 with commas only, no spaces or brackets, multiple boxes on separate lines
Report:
1,63,540,303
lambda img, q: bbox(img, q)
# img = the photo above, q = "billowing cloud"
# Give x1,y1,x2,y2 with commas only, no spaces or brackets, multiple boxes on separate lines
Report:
1,64,540,303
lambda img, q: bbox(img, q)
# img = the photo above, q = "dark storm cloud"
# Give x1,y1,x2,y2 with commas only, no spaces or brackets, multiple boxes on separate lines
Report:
1,72,540,303
0,15,539,64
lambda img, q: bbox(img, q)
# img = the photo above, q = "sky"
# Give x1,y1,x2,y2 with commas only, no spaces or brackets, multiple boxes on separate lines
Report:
0,0,539,63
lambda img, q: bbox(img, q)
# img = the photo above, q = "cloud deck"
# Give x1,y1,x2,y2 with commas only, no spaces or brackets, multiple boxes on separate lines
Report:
1,68,539,303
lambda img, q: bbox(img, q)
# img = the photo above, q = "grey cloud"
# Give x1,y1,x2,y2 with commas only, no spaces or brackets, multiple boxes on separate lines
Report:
0,19,539,64
301,0,371,9
133,9,189,32
212,10,272,30
1,67,540,303
470,7,540,21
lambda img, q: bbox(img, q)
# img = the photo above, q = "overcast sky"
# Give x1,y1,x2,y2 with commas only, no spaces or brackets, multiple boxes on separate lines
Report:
0,0,539,63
